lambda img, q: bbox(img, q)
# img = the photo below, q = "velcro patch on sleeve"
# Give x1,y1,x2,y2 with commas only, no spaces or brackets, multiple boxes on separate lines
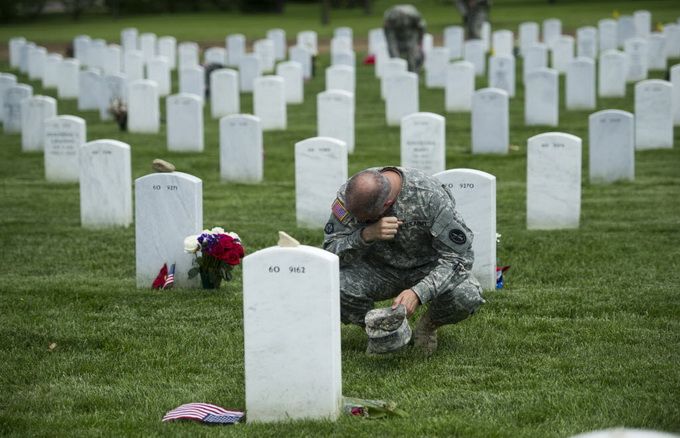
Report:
332,198,349,222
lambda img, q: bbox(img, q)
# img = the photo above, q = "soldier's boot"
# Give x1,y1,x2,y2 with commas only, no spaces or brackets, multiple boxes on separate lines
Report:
414,309,439,356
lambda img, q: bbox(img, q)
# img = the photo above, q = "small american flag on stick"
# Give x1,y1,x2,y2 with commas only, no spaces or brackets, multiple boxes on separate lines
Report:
162,402,244,424
163,263,175,289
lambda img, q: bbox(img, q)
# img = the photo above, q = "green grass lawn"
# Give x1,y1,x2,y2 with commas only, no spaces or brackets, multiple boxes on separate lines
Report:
1,1,680,436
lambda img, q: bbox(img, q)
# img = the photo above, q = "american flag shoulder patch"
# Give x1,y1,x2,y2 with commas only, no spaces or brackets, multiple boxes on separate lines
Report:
162,402,244,425
332,198,349,222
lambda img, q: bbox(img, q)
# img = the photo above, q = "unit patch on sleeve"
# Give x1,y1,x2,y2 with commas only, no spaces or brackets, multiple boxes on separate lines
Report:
331,198,349,222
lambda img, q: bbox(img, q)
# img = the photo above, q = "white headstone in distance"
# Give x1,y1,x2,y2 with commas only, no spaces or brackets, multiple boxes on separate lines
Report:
576,26,598,59
226,34,246,67
146,56,171,96
433,169,496,290
219,114,263,183
618,15,636,48
325,65,355,94
625,37,648,82
42,54,63,88
79,139,132,228
519,22,539,56
78,69,102,111
88,39,107,70
123,50,145,82
21,95,57,152
492,30,514,57
98,74,127,121
254,39,276,73
243,244,341,423
368,28,387,55
444,25,464,59
295,137,348,228
633,10,651,38
139,32,157,61
464,39,486,76
598,19,618,53
635,79,673,149
297,31,318,56
128,79,160,133
44,115,86,183
331,50,356,69
135,172,202,288
254,75,286,131
664,24,680,58
400,112,445,175
598,50,627,98
57,58,80,99
178,42,200,70
525,68,559,126
167,93,204,152
551,35,574,73
179,65,206,100
672,65,680,126
290,45,312,80
543,18,562,49
446,61,475,112
588,110,634,184
566,57,596,110
27,46,47,81
267,28,287,61
102,44,122,75
335,26,353,40
121,27,138,52
385,72,419,126
481,22,491,52
523,43,548,80
74,35,92,64
0,73,17,123
210,68,240,118
425,47,449,89
330,37,352,58
9,37,26,68
204,46,227,66
276,61,304,104
19,42,36,74
647,33,667,71
239,54,262,92
488,55,515,97
527,132,582,230
472,88,509,155
374,46,389,78
424,33,433,55
3,84,33,134
381,57,408,99
158,36,177,69
317,89,355,154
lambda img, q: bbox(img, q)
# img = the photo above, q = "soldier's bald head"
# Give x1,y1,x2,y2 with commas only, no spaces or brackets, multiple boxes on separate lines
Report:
345,169,391,222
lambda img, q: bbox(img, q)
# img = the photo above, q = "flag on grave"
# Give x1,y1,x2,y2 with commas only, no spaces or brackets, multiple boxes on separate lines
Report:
162,402,244,424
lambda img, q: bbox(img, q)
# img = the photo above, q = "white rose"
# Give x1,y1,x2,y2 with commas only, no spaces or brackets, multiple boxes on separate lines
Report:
211,226,225,234
227,231,241,242
183,235,200,253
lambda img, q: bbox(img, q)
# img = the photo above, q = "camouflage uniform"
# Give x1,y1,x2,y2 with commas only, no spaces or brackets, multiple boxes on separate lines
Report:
383,5,426,72
323,167,484,328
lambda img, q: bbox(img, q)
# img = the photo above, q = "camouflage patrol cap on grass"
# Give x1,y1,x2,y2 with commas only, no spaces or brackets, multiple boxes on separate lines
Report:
365,305,412,354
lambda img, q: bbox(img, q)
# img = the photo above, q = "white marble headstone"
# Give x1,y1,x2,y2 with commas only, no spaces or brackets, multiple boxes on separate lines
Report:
519,22,539,56
239,54,262,92
492,30,514,57
9,37,27,68
464,39,486,76
135,172,203,288
434,169,496,290
0,73,18,124
646,33,667,71
120,28,138,52
672,65,680,127
178,42,200,70
57,59,80,99
167,93,204,152
19,42,36,74
318,90,354,154
295,137,348,228
551,35,574,73
78,69,102,111
633,10,651,38
243,244,341,423
472,88,509,155
385,72,419,127
210,68,240,119
127,79,160,134
79,139,132,228
254,75,286,131
3,84,33,134
566,57,596,110
102,44,122,75
219,114,263,184
297,31,318,56
381,58,408,99
400,112,445,175
523,43,548,80
444,26,464,59
27,46,47,81
21,95,57,152
481,22,491,52
598,19,618,53
276,61,304,104
42,54,63,88
598,50,627,98
446,61,475,112
335,26,353,40
588,110,634,183
325,65,355,94
617,15,636,47
267,28,287,61
179,65,205,100
576,26,598,59
527,132,581,230
204,46,227,66
488,55,515,97
146,56,171,96
158,36,177,69
525,68,558,126
123,50,145,82
139,32,157,61
331,50,356,69
664,24,680,58
368,28,387,55
330,37,352,58
425,47,449,89
226,34,246,67
289,45,312,80
74,35,91,65
625,37,648,82
98,73,127,121
44,115,86,183
634,80,673,149
254,39,276,73
542,18,562,48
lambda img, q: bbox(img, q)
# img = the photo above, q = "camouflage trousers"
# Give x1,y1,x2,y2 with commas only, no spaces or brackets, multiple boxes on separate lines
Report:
340,259,484,327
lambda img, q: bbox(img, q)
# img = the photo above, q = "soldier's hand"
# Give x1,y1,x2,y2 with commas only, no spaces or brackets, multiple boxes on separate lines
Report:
392,289,420,317
361,216,403,242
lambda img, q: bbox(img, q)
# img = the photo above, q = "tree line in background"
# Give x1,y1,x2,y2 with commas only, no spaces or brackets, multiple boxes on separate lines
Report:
0,0,373,22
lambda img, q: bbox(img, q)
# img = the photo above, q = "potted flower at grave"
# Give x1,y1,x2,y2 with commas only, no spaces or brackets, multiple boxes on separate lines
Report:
183,227,245,289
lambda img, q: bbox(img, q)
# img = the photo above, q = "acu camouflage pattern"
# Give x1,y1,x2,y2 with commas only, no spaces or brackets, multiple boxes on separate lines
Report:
383,4,426,72
365,305,412,354
323,167,485,328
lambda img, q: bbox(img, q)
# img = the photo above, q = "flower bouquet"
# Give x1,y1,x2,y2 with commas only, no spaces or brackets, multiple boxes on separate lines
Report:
184,227,245,289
